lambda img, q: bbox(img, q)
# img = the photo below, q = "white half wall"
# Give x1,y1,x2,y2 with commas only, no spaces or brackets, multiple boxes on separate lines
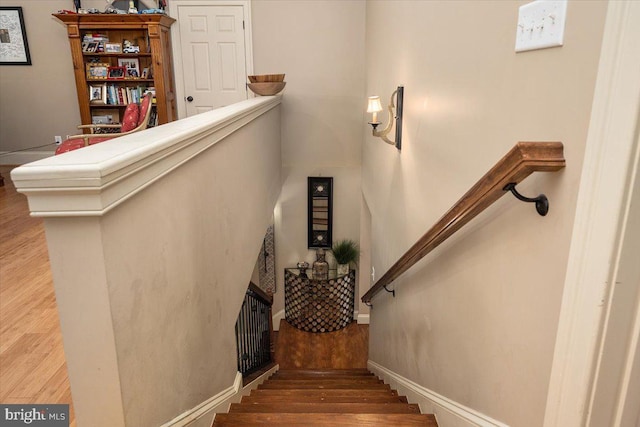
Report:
12,96,282,426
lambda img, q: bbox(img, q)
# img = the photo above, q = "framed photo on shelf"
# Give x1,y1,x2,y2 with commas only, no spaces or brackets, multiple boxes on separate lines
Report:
92,115,114,125
86,62,109,79
107,66,126,79
105,43,122,54
0,7,32,65
117,57,140,79
89,84,106,104
82,42,99,53
141,67,149,79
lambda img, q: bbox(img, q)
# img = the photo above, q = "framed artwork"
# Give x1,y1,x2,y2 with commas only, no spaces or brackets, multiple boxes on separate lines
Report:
107,66,126,79
104,43,121,54
89,84,106,104
86,63,109,79
307,177,333,248
0,7,32,65
118,57,140,78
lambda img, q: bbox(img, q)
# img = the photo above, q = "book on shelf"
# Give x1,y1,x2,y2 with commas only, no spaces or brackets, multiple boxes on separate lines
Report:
100,85,149,106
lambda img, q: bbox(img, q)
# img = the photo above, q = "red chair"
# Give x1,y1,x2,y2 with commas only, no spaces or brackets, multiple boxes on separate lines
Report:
55,93,153,155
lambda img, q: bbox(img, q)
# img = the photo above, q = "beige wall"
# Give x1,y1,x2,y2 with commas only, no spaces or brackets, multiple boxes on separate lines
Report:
37,103,282,426
0,0,103,158
251,0,366,318
363,1,607,426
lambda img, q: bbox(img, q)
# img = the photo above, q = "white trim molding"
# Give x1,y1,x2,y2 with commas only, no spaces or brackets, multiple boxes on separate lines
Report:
368,360,508,427
543,1,640,426
10,96,280,217
357,313,370,324
160,365,278,427
272,309,285,331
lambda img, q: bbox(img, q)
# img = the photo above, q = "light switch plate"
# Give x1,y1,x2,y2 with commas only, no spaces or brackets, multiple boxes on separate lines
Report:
515,0,567,52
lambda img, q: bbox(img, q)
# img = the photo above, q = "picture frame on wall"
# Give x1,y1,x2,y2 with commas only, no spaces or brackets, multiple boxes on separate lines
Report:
0,7,32,65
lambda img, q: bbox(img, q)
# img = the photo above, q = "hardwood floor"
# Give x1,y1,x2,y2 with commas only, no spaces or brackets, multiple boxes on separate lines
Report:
275,319,368,369
0,166,75,425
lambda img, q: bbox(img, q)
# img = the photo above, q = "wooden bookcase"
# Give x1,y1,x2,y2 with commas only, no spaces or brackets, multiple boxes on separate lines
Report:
54,14,177,129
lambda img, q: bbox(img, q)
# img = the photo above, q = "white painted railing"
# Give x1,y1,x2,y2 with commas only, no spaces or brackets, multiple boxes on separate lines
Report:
12,96,282,427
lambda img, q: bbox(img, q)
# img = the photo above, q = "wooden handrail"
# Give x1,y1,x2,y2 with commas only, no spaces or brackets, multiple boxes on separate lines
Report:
362,141,565,304
248,281,273,305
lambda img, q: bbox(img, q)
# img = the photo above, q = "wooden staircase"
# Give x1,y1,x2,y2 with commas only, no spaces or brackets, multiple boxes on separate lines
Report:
213,369,438,426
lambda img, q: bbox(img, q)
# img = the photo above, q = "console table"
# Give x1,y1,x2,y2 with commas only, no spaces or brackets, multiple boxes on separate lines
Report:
284,268,355,333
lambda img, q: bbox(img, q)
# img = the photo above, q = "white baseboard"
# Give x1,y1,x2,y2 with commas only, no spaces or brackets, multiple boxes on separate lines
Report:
0,150,54,165
272,309,285,331
357,313,370,324
160,364,278,427
368,360,508,427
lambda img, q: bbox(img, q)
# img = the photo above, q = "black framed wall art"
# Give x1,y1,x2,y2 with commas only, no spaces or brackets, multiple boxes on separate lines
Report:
0,7,32,65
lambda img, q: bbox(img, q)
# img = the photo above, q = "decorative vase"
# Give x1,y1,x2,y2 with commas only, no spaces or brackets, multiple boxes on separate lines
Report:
336,263,349,276
297,261,309,278
312,248,329,280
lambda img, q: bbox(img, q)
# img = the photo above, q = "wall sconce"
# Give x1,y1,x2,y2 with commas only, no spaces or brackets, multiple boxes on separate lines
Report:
367,85,404,150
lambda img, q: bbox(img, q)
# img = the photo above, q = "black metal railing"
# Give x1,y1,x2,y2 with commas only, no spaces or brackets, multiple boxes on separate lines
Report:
235,282,273,377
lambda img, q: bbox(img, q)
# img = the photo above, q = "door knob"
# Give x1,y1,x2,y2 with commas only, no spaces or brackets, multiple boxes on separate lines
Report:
186,96,193,102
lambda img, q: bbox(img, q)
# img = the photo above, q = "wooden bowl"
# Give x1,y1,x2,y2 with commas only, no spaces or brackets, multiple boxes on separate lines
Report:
248,74,285,83
248,82,286,96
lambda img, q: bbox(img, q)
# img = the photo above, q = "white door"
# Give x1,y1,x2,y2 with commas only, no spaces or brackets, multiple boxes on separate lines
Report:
177,5,248,116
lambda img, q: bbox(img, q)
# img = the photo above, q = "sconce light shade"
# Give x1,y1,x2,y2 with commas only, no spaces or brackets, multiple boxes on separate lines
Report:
367,96,383,114
366,86,404,150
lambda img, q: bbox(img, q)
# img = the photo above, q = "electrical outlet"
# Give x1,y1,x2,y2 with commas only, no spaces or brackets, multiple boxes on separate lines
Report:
54,135,63,145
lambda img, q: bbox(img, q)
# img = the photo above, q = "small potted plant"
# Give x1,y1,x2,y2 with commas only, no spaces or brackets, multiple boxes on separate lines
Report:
331,239,360,276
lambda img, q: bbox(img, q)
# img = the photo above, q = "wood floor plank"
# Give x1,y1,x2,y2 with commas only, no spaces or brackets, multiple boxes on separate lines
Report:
0,166,75,424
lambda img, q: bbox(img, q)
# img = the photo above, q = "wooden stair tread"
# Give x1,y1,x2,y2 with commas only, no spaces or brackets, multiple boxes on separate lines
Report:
266,377,383,384
212,369,436,427
274,369,373,376
258,382,390,390
241,394,408,404
270,373,376,380
213,412,437,426
229,402,420,413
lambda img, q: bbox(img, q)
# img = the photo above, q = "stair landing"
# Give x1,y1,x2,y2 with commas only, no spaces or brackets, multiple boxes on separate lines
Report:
275,319,368,369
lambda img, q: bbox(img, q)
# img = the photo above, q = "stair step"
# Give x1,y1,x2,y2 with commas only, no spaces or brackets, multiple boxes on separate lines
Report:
241,394,408,404
213,412,438,426
265,377,384,384
273,369,373,376
243,389,406,403
270,373,376,380
212,369,436,427
229,402,421,413
258,381,391,390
